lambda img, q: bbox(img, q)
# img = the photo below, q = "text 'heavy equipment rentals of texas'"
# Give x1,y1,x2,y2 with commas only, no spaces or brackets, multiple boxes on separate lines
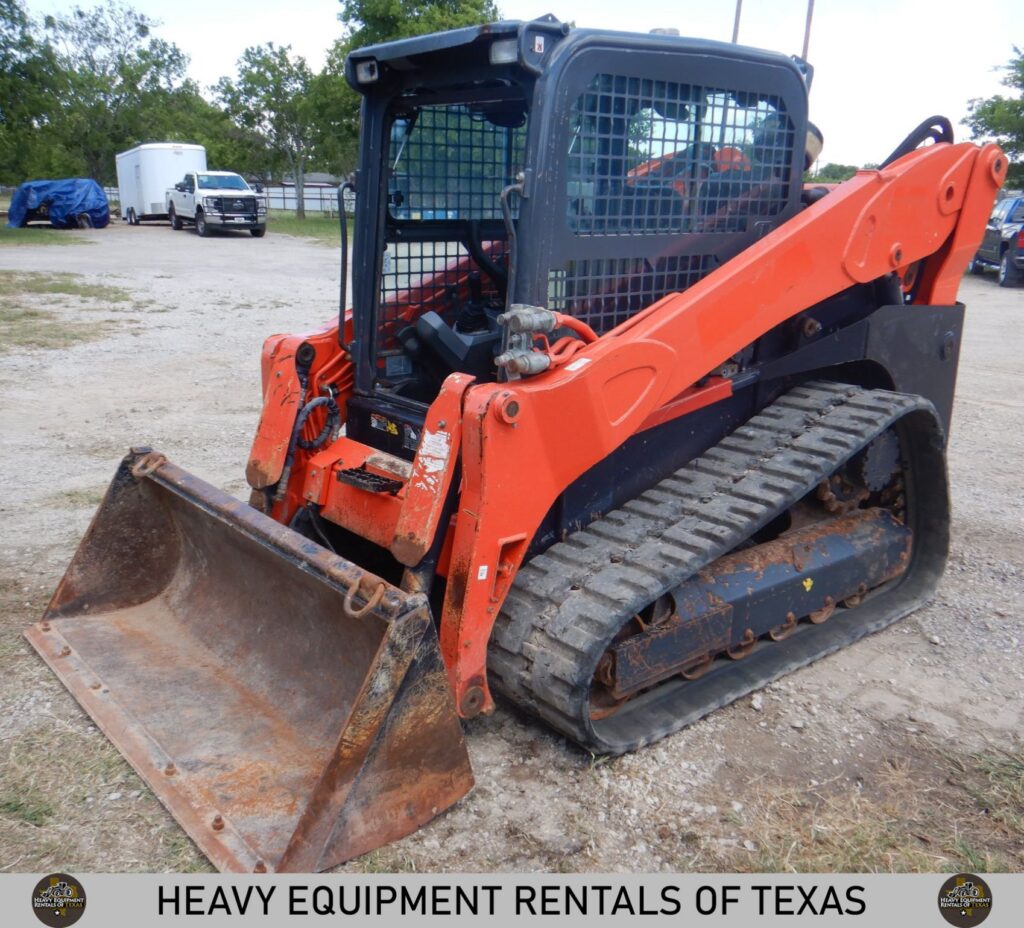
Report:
26,17,1006,872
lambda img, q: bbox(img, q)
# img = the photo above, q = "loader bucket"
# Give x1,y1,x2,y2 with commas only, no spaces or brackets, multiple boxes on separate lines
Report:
25,449,473,873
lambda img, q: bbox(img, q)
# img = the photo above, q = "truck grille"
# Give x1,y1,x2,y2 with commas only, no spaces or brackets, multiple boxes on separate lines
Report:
211,196,257,215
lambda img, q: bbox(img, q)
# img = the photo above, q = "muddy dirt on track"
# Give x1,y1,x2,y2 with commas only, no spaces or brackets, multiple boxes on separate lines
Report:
0,222,1021,873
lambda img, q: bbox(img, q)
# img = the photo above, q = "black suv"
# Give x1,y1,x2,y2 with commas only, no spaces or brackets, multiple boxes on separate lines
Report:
969,193,1024,287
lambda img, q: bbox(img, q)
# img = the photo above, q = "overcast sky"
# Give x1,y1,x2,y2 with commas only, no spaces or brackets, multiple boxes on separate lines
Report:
26,0,1024,166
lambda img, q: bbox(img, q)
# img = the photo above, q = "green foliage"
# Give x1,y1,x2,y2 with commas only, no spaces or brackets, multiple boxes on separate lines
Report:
967,47,1024,185
37,2,193,182
314,0,501,178
339,0,499,50
0,1,227,184
306,41,361,177
1,0,508,195
0,0,59,182
215,44,317,215
811,163,860,183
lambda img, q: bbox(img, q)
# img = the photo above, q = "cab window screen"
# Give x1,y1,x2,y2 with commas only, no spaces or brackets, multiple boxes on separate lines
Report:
388,104,526,221
375,98,527,386
567,74,794,235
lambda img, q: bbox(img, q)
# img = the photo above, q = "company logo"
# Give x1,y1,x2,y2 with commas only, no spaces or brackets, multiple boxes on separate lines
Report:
31,873,87,926
937,873,992,926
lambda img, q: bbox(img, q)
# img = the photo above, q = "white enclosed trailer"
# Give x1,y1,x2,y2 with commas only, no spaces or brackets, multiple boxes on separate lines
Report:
115,143,207,224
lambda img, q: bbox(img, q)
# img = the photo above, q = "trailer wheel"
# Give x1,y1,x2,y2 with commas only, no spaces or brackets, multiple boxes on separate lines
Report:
195,210,210,238
169,205,182,231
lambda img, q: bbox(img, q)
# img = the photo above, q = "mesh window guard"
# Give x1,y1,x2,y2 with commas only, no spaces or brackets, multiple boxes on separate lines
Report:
567,74,794,237
388,105,526,221
376,102,525,372
557,73,794,333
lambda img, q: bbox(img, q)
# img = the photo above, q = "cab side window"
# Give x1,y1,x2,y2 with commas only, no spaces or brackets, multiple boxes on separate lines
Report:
566,75,793,237
553,71,797,334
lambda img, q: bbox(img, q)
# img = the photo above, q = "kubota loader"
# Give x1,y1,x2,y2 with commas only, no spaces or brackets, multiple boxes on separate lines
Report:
27,17,1005,872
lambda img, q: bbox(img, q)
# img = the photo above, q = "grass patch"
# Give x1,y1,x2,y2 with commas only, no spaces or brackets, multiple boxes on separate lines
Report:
947,746,1024,835
0,306,118,350
0,270,131,303
0,272,133,350
0,226,84,246
0,791,55,827
694,742,1024,872
268,211,352,246
49,487,105,508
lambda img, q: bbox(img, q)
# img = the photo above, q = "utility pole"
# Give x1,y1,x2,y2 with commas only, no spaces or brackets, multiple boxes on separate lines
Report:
802,0,815,60
732,0,742,43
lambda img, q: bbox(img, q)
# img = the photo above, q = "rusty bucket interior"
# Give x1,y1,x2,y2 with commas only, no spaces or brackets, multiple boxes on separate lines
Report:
25,451,473,873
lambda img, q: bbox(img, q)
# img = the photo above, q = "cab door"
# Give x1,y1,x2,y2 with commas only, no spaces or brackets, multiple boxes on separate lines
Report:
182,174,197,217
980,200,1009,263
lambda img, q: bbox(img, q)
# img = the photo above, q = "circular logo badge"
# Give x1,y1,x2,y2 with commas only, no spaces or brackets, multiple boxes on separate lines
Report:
937,873,992,926
31,873,87,926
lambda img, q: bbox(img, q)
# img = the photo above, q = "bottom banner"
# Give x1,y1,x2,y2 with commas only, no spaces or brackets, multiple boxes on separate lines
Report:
2,872,1016,927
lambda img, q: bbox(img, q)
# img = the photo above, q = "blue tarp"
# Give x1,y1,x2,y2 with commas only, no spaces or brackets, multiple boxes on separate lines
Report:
7,179,110,229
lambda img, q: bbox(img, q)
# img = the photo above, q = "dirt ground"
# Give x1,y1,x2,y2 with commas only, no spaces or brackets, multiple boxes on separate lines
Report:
0,222,1021,874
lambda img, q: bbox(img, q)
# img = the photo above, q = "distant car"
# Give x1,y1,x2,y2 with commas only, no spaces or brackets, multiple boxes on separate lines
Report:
969,193,1024,287
6,178,110,230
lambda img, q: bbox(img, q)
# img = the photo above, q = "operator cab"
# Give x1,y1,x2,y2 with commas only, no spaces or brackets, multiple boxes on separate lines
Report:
344,18,810,456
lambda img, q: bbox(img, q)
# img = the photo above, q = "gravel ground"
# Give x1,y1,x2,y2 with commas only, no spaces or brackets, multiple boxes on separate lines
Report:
0,222,1021,873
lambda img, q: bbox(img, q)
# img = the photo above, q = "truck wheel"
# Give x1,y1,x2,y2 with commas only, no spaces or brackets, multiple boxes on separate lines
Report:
250,227,266,238
195,210,210,237
169,205,182,231
998,251,1021,288
967,255,985,275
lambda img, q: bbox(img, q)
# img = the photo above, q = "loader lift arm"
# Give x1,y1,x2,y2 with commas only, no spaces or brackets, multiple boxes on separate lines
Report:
439,141,1006,716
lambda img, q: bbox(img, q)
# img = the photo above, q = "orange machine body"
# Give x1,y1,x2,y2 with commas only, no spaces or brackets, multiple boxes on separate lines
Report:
247,140,1006,717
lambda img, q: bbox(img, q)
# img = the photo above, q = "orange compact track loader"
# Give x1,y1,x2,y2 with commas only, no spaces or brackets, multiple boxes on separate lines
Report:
27,17,1006,872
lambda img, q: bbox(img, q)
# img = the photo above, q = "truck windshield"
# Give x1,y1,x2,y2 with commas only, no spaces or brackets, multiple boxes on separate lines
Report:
197,174,248,190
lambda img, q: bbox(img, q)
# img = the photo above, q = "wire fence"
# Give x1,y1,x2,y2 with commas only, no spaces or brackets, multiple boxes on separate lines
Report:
264,186,355,216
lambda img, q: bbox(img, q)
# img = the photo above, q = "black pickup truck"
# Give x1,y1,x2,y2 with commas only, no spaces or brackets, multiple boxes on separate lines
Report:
969,193,1024,287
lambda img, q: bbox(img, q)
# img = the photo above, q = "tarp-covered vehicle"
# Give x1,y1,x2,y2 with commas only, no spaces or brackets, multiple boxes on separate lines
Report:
6,178,110,229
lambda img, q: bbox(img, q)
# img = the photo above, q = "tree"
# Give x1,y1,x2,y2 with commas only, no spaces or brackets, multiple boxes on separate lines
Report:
306,41,361,178
966,48,1024,186
216,44,316,218
312,0,501,180
0,0,60,182
338,0,498,49
811,163,860,183
38,2,194,182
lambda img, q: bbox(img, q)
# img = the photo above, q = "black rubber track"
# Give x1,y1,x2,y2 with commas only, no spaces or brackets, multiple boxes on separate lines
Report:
489,381,950,755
